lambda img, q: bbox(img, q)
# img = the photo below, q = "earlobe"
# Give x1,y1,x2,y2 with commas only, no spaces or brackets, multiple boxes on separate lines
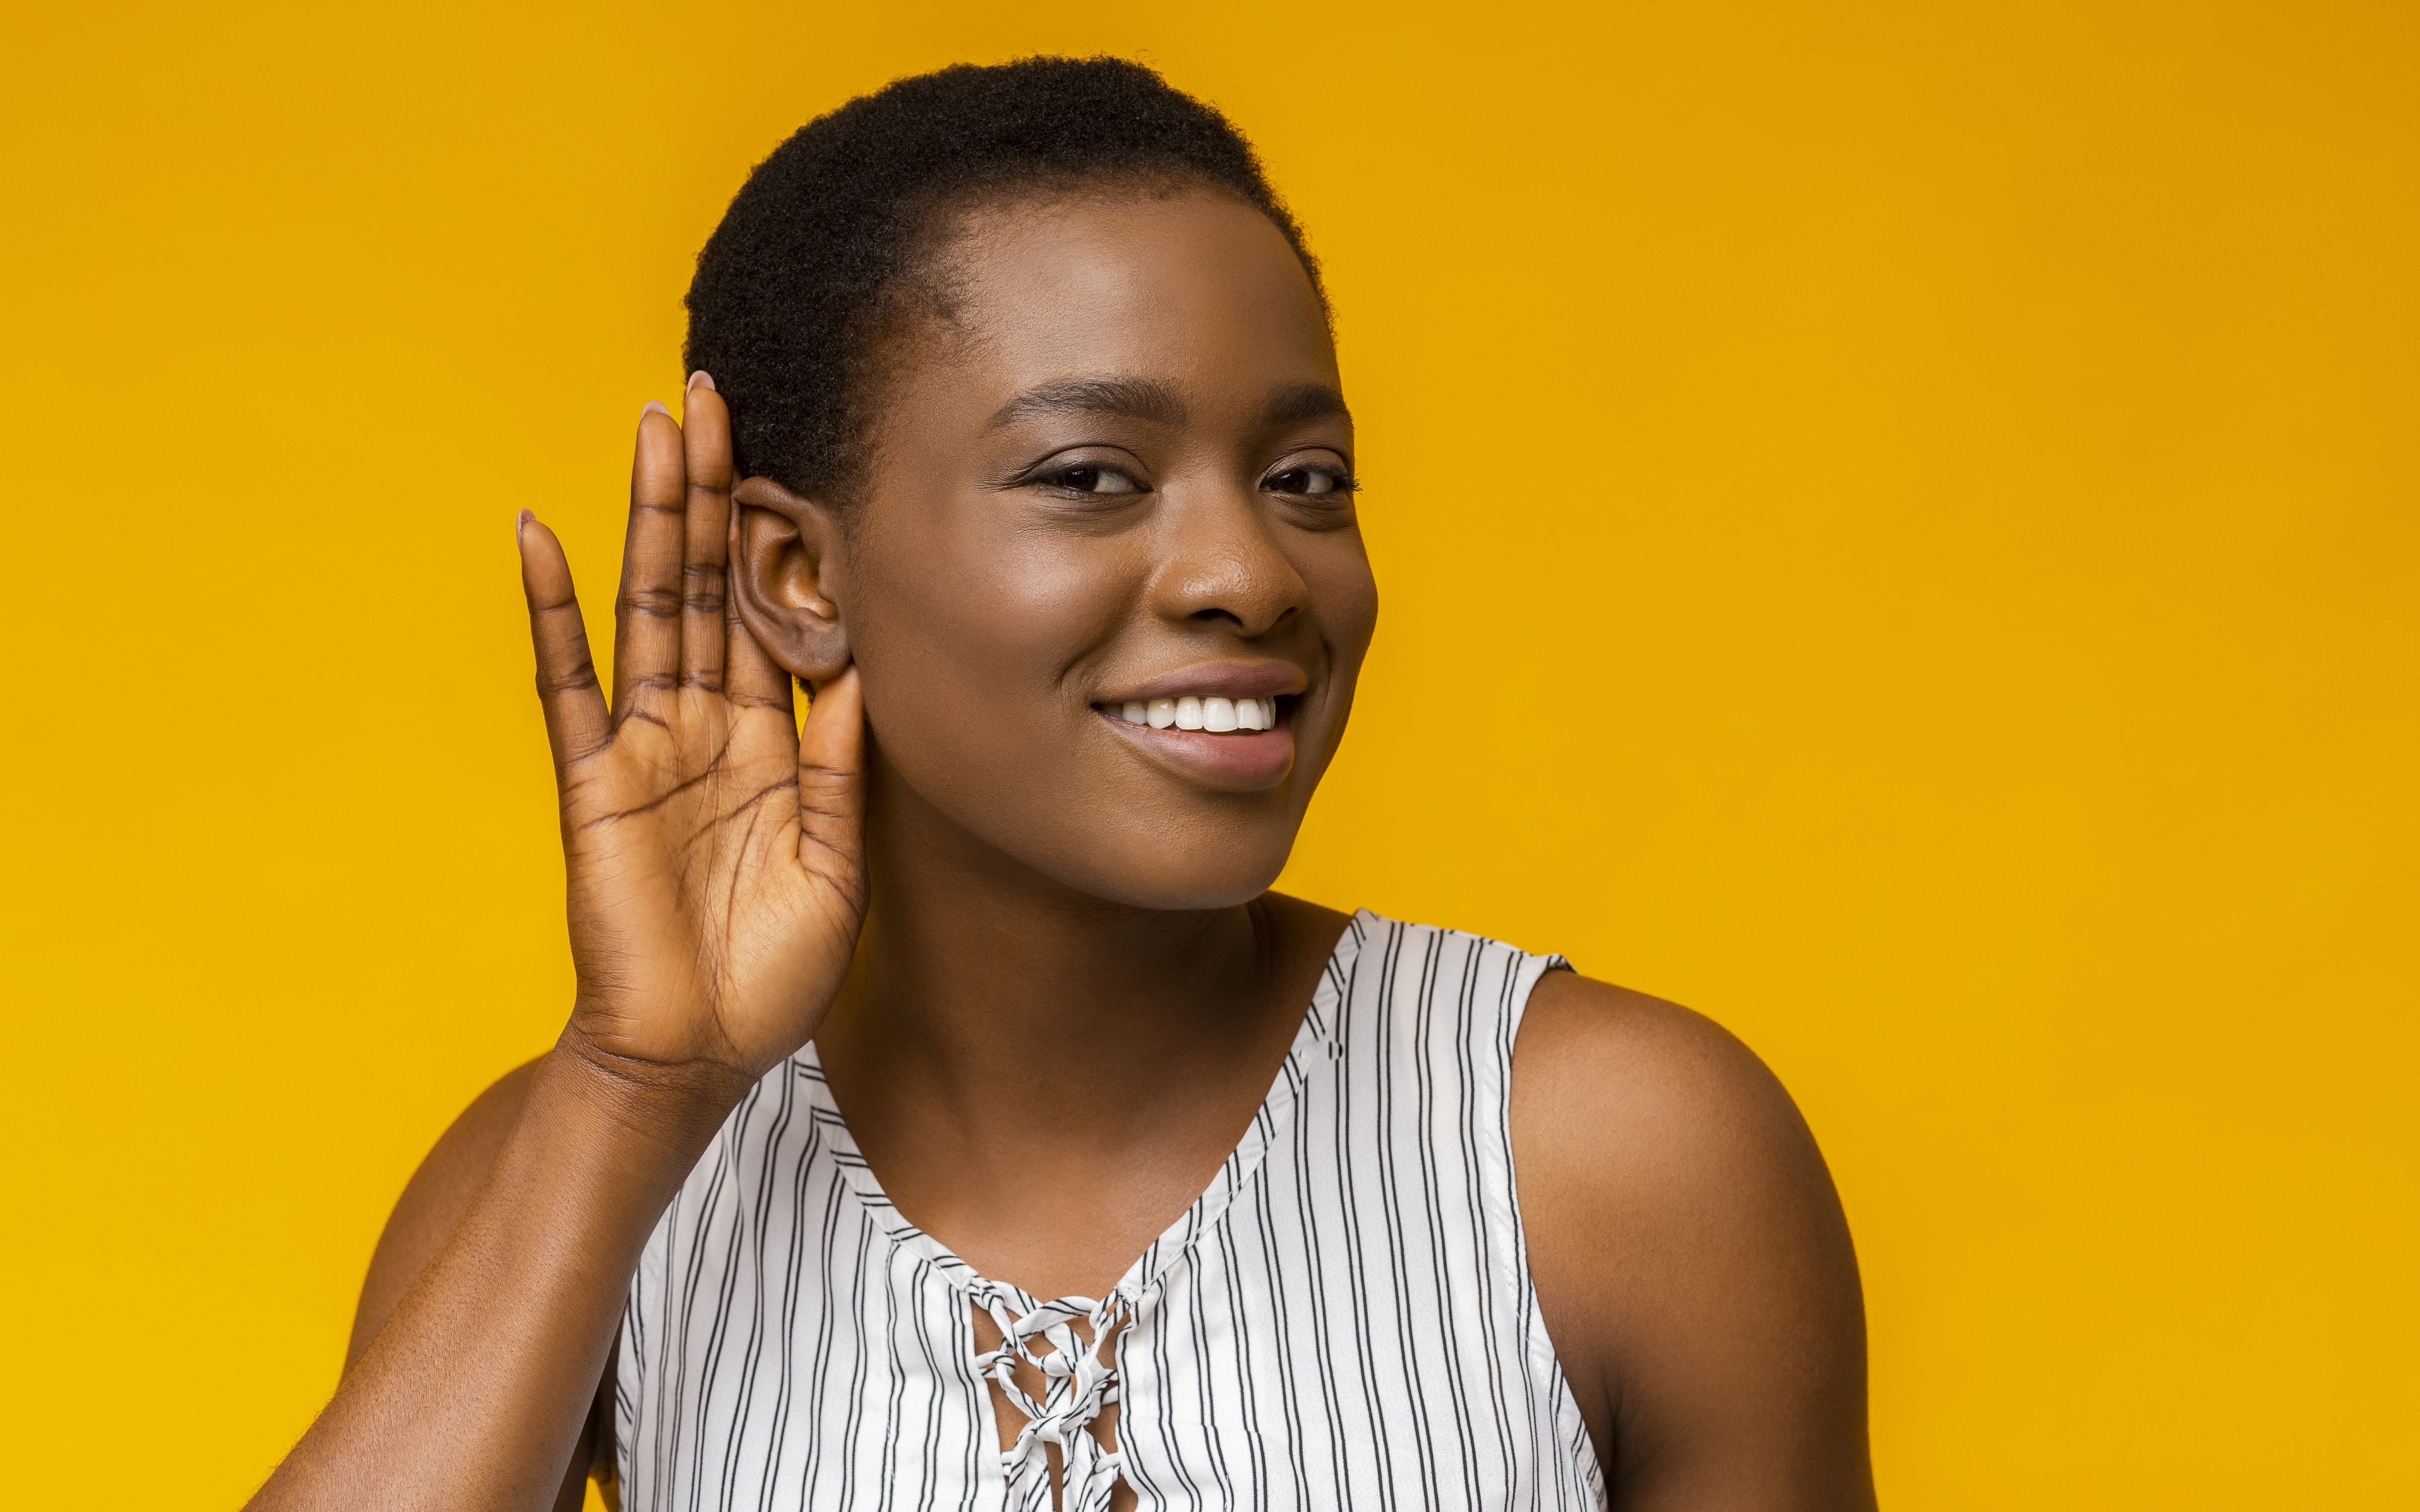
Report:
730,476,852,682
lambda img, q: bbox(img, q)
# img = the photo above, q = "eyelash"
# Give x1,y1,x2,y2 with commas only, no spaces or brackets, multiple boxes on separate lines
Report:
1264,465,1357,497
1029,464,1142,496
1028,463,1357,497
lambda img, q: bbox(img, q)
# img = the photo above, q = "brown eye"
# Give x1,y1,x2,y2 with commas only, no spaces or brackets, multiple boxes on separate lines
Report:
1266,466,1350,496
1046,465,1145,495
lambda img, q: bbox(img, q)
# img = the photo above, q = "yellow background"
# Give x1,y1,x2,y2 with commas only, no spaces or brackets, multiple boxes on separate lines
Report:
4,1,2412,1504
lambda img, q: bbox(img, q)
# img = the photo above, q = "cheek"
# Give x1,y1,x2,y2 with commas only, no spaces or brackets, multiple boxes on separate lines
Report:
1308,535,1381,674
842,515,1127,764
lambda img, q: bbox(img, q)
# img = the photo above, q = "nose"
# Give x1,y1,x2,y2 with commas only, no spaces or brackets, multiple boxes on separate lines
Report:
1146,483,1310,639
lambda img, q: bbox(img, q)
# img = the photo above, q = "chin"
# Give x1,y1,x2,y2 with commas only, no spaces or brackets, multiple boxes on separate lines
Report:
1044,834,1297,914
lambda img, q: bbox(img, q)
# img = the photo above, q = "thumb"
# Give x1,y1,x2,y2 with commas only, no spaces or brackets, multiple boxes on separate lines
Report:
795,666,865,876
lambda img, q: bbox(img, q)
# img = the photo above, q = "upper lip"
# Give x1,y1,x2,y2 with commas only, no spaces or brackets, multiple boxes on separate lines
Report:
1098,661,1309,704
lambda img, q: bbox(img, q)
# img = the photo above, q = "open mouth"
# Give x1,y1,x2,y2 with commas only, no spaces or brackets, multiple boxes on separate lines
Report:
1098,696,1284,733
1091,689,1298,788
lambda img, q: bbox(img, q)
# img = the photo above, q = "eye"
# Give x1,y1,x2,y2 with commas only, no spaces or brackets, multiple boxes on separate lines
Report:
1265,465,1354,496
1040,464,1147,496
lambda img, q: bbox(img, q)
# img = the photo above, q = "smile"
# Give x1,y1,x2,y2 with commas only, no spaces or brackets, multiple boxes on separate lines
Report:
1103,696,1281,733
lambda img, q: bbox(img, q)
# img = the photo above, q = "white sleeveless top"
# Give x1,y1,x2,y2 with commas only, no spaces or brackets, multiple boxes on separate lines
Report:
615,910,1605,1511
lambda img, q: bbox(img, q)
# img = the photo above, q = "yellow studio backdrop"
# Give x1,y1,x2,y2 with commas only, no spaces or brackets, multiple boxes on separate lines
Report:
3,1,2411,1504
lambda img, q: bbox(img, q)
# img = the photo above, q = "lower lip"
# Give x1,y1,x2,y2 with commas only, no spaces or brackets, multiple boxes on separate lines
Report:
1097,709,1296,788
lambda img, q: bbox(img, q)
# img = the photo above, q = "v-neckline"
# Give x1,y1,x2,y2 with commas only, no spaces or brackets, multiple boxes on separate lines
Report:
797,909,1371,1313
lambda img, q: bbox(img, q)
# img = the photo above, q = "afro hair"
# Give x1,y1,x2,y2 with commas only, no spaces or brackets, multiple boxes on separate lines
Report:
683,55,1321,501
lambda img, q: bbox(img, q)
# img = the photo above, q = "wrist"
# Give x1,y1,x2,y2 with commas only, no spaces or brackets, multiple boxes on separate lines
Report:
541,1029,758,1156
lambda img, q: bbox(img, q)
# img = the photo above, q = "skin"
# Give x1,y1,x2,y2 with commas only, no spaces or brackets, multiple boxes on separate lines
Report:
252,187,1875,1511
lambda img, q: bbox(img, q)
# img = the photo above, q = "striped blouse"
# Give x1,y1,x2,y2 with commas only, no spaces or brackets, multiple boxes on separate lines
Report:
615,910,1605,1510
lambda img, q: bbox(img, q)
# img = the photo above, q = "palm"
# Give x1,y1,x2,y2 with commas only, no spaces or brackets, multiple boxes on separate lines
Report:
518,384,865,1082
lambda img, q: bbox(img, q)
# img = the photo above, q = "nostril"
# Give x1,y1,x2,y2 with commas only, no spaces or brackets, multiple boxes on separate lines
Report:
1187,604,1297,634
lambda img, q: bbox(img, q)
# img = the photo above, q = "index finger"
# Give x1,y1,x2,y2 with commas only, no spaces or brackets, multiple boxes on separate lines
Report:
517,511,610,772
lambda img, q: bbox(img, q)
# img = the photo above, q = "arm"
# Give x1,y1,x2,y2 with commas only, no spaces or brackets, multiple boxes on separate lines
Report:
341,1061,612,1512
247,378,868,1510
344,1064,543,1379
1512,972,1876,1510
281,1052,733,1510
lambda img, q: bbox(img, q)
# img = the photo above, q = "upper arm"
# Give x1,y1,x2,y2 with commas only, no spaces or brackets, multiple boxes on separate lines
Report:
344,1058,614,1512
1512,972,1875,1511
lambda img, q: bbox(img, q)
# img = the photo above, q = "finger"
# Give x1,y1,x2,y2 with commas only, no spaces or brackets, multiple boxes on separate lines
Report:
679,374,733,690
612,400,686,716
722,506,797,718
795,666,863,877
517,510,610,772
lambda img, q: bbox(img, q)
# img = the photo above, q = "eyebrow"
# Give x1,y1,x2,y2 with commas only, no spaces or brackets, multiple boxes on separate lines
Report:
982,378,1354,433
986,377,1188,431
1262,382,1351,427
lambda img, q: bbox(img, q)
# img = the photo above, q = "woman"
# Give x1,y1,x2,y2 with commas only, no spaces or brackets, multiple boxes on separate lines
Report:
253,57,1874,1512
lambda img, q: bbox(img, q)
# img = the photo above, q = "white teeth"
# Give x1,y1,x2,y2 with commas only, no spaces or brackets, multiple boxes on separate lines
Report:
1115,696,1280,731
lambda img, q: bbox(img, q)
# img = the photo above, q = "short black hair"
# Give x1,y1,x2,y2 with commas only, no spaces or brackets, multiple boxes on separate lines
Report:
684,55,1322,501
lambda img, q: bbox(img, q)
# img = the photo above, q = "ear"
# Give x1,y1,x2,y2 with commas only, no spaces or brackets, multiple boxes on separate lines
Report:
730,475,852,682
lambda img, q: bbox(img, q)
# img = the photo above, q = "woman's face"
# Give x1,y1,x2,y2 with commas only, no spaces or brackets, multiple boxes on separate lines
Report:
794,187,1377,911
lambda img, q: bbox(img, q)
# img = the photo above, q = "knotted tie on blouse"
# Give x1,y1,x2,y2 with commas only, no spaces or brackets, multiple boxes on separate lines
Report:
973,1287,1131,1512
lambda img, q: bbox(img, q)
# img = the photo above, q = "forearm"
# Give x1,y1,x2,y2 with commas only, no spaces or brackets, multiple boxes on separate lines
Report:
251,1043,744,1511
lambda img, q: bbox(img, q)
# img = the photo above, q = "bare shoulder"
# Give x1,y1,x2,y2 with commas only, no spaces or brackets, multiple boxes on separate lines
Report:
344,1058,543,1371
1512,972,1874,1509
1513,972,1821,1196
1511,974,1836,1355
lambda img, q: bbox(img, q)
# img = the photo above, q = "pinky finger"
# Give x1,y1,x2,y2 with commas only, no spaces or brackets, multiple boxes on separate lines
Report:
518,510,612,771
795,665,863,884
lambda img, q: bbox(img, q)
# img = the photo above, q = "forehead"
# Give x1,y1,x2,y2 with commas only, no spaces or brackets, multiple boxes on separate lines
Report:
915,189,1339,412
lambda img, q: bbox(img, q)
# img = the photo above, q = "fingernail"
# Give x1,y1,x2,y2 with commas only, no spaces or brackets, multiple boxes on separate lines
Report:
687,370,716,393
641,400,672,422
517,507,534,541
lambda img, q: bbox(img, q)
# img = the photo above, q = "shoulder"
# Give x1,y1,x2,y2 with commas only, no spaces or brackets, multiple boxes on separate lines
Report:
1511,972,1832,1302
1513,969,1814,1172
1511,972,1873,1503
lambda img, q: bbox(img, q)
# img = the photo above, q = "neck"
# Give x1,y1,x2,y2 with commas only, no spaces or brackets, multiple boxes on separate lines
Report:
815,754,1291,1159
809,755,1347,1297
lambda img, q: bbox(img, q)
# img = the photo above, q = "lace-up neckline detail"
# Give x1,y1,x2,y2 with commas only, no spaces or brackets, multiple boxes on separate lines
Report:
973,1287,1131,1510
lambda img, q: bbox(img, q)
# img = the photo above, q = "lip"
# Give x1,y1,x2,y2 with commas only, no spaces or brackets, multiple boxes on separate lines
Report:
1097,660,1308,705
1096,708,1295,790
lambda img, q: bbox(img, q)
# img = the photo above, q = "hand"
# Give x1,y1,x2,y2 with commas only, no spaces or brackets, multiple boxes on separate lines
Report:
516,379,865,1092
